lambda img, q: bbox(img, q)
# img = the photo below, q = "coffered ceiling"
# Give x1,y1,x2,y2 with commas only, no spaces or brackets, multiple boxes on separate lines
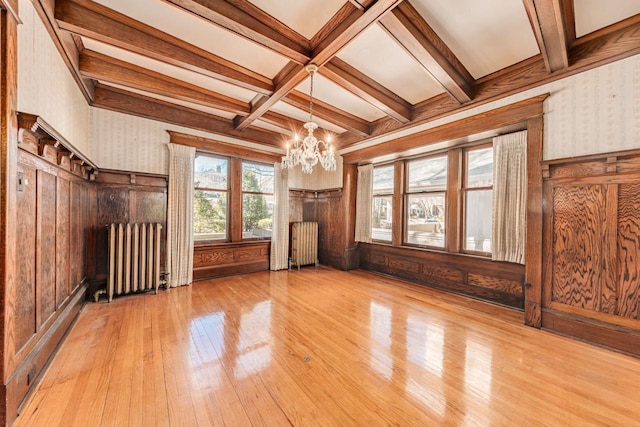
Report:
34,0,640,152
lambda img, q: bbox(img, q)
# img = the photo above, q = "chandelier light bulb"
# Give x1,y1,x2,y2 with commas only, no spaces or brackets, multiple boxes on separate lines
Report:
281,64,337,174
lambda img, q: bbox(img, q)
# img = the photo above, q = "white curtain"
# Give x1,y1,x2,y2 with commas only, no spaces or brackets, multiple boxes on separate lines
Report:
355,164,373,243
492,130,528,264
166,143,195,287
270,163,289,270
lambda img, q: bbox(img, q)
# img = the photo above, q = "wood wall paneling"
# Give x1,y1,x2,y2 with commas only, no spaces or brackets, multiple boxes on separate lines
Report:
15,163,37,353
542,150,640,356
36,170,57,329
193,242,270,280
617,183,640,319
56,178,70,309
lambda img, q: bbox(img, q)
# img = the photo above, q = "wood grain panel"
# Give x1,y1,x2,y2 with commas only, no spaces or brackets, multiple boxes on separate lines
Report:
37,170,57,328
468,273,522,296
617,183,640,319
56,177,71,308
97,187,130,226
15,163,37,351
551,185,605,310
422,264,464,282
193,242,270,280
70,182,82,291
134,191,166,224
548,161,607,179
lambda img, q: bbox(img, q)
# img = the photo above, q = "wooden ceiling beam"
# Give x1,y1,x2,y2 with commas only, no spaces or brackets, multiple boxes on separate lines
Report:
323,58,412,123
234,0,402,131
161,0,311,64
339,14,640,148
79,50,251,115
379,1,474,104
54,0,273,94
523,0,572,72
92,84,283,147
284,91,370,137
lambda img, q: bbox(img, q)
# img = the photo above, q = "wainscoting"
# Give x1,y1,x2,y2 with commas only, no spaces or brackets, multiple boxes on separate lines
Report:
193,241,270,280
7,122,94,421
359,244,525,308
541,149,640,357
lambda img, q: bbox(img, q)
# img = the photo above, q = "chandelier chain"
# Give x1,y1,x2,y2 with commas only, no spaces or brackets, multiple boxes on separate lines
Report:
309,68,314,124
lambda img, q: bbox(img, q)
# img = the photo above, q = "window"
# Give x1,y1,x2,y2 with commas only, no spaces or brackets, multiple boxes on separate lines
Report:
405,155,447,248
193,155,228,240
241,162,274,239
371,165,394,242
463,146,493,253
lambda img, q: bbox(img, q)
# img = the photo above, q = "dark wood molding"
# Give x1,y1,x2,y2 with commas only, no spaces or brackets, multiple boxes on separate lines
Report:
338,15,640,148
234,0,403,131
17,113,97,171
524,116,544,327
80,50,251,116
0,0,20,23
161,0,310,64
54,0,272,94
168,131,282,163
523,0,571,72
379,1,474,104
342,94,547,164
92,85,284,147
284,91,370,138
323,58,412,123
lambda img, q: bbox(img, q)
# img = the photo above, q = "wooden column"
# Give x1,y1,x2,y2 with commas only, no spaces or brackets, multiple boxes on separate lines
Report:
391,161,404,246
524,115,544,328
0,4,20,425
342,163,358,270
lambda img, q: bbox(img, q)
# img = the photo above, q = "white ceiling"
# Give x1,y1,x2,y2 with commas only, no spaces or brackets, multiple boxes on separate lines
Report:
574,0,640,37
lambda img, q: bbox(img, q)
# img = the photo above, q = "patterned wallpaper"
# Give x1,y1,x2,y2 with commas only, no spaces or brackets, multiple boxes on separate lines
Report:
17,0,90,156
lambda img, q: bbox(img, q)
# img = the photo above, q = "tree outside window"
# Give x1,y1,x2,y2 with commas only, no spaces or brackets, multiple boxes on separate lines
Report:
242,162,274,239
193,155,228,240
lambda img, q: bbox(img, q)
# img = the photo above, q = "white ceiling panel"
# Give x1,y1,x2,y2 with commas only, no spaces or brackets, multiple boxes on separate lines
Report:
271,101,347,134
575,0,640,37
247,0,345,40
296,74,387,122
83,38,257,103
337,25,445,104
93,0,288,78
410,0,540,79
102,82,236,119
253,119,294,136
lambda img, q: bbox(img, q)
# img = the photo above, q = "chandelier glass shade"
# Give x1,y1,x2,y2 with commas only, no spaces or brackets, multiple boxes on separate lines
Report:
281,64,336,174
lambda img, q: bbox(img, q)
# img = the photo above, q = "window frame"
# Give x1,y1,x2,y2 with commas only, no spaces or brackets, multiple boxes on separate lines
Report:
371,164,395,243
240,160,274,241
403,154,448,249
193,153,230,242
461,143,494,256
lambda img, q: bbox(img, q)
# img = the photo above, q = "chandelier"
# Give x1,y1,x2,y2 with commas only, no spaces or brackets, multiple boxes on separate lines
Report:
281,64,337,174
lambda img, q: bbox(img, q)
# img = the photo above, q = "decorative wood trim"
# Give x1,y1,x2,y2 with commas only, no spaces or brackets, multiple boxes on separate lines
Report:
54,0,272,94
522,0,570,72
17,112,97,171
338,15,640,148
391,161,404,246
234,0,402,130
79,49,251,116
284,91,370,137
168,131,282,163
378,1,474,103
92,85,283,147
524,116,544,327
343,94,547,163
445,148,461,252
0,0,20,23
161,0,310,64
323,58,411,123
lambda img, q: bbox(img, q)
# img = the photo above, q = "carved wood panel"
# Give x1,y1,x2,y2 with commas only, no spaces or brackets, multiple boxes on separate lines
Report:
617,183,640,319
70,182,82,291
551,185,605,310
15,163,37,351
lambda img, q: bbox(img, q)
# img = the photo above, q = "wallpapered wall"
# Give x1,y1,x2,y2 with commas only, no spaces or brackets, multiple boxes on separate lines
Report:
17,0,90,156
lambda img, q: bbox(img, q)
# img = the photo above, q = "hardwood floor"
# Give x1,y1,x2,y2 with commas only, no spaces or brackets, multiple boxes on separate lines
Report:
14,267,640,426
